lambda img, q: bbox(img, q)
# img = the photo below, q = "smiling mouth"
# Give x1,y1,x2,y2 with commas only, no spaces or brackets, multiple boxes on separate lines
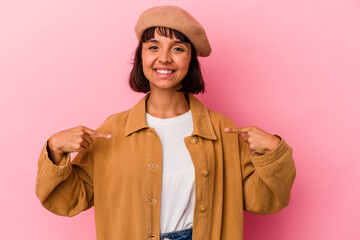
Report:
154,69,177,78
155,69,175,74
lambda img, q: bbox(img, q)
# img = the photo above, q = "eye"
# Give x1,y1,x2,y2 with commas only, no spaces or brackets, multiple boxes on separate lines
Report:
174,47,184,52
148,46,158,50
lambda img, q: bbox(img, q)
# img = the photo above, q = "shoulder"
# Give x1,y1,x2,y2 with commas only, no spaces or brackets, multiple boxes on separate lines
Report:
207,109,237,128
96,109,131,131
107,109,131,122
206,109,239,144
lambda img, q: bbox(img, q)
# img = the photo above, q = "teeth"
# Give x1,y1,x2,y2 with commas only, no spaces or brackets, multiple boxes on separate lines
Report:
156,69,173,74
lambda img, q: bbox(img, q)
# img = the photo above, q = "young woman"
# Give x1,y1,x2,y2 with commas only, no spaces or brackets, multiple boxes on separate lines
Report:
35,6,296,240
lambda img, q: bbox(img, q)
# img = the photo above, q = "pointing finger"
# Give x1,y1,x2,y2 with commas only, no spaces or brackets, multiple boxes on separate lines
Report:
224,127,247,134
224,127,236,133
83,127,112,139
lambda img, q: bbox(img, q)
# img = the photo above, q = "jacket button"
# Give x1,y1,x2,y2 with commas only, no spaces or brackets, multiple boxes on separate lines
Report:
199,204,207,213
147,164,158,168
190,136,198,144
201,169,209,177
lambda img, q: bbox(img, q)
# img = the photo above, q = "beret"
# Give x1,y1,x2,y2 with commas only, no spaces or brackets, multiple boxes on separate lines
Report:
134,5,211,57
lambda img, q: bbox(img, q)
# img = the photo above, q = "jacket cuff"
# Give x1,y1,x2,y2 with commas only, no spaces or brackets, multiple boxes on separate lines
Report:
250,134,289,167
43,140,72,177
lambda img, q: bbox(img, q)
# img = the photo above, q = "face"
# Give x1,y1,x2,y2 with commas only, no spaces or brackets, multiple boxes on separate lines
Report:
141,31,192,92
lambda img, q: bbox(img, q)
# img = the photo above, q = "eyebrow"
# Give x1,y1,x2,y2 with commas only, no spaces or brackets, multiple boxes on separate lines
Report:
145,39,186,44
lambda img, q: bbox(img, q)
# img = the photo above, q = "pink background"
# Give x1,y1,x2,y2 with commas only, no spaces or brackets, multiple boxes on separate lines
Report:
1,0,359,239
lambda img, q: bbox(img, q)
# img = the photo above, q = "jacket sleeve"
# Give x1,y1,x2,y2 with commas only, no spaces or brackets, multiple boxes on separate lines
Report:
35,117,111,217
240,134,296,214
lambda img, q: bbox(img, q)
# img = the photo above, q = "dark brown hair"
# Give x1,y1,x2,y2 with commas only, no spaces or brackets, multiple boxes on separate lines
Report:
129,27,205,94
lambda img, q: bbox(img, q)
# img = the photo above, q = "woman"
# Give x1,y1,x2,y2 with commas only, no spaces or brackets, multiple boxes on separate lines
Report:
35,5,296,240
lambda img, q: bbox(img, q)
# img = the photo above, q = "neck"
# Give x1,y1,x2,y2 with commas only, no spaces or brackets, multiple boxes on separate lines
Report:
146,91,190,119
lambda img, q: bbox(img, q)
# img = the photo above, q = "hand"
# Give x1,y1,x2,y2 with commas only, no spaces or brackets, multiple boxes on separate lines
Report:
224,126,280,155
48,126,111,165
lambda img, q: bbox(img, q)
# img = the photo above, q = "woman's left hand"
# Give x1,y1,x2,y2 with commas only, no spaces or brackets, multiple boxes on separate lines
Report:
224,126,281,155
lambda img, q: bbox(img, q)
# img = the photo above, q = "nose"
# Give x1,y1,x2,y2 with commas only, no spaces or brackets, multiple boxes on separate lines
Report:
158,48,172,63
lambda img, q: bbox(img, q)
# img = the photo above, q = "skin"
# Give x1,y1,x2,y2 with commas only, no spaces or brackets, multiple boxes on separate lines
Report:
47,30,280,165
141,30,280,154
48,126,111,165
142,30,192,119
224,126,281,155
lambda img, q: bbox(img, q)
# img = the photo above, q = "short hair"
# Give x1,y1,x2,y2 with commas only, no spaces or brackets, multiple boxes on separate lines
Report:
129,27,205,94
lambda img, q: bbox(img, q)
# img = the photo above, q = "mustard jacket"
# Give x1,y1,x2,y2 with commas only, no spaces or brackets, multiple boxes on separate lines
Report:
35,93,296,240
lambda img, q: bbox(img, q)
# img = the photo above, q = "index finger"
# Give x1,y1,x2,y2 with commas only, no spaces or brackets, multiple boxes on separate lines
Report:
83,127,112,139
225,127,249,134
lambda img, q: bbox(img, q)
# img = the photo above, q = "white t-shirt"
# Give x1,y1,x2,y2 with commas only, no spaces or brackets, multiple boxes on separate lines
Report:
146,109,195,234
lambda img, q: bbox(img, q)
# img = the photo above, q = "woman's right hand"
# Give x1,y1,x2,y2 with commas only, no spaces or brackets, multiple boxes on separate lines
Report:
47,126,112,165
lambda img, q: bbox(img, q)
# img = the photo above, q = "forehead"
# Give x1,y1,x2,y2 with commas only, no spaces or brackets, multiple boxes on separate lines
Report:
145,31,184,43
145,29,187,45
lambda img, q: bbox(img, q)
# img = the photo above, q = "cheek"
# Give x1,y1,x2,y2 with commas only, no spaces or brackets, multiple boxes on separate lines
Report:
179,56,191,72
141,59,151,75
141,52,147,66
142,53,155,69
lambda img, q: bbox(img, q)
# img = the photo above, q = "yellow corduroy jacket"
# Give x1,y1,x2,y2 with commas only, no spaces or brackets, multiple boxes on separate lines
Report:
35,93,296,240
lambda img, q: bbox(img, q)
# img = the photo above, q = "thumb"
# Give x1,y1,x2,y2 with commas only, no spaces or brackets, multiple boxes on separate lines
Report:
237,127,251,133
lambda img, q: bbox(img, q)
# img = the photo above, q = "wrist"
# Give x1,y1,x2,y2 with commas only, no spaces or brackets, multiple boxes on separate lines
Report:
48,136,62,154
47,138,64,165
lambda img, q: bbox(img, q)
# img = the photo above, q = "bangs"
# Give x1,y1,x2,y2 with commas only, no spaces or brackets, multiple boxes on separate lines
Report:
141,27,191,43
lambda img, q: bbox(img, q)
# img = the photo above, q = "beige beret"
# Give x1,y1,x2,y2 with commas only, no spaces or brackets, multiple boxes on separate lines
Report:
134,5,211,57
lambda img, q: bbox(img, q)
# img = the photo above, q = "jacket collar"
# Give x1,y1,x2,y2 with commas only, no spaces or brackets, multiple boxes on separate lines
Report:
124,93,217,140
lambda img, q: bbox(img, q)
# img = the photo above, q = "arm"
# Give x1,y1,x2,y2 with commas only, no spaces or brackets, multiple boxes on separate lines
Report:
240,134,296,214
35,116,112,216
35,139,95,216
